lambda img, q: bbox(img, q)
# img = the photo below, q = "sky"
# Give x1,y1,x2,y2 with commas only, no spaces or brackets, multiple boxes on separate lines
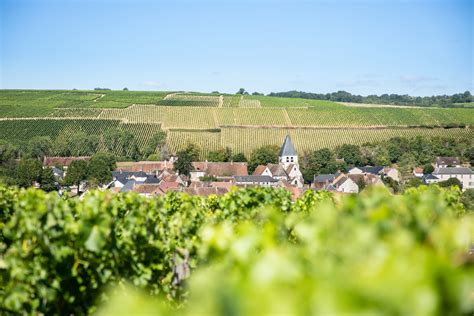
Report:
0,0,472,96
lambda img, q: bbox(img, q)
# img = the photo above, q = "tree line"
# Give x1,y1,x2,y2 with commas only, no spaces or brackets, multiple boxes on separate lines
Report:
267,90,473,107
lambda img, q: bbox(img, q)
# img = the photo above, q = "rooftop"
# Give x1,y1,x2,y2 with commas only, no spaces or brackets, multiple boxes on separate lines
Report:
279,135,297,157
433,167,473,175
234,175,278,183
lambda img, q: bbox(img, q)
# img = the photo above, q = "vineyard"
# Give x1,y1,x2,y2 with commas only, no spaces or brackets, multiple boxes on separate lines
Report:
166,127,473,157
1,89,473,156
1,185,472,315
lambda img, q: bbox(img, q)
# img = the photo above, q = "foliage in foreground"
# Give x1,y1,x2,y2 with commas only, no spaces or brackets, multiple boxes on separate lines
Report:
0,186,473,315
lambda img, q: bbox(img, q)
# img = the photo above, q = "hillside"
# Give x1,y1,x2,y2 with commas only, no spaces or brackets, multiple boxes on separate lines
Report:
1,90,472,157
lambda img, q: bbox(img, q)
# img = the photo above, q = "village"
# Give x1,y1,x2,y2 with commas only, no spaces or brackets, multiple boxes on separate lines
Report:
40,135,474,199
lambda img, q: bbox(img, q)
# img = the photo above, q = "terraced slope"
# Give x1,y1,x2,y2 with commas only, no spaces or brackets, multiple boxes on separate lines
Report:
1,89,472,157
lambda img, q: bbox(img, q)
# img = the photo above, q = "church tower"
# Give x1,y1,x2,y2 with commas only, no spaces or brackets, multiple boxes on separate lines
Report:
279,135,298,167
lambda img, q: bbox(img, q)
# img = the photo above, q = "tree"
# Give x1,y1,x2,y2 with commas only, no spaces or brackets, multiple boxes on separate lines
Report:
174,143,201,176
0,140,17,163
144,131,167,158
356,178,366,192
466,147,474,164
123,87,129,91
175,151,193,176
88,158,112,186
301,148,338,183
64,160,89,194
17,159,42,188
207,147,232,162
39,167,57,192
423,164,434,175
231,153,247,162
383,176,401,193
461,189,474,212
438,178,462,190
248,145,279,172
405,177,423,189
335,144,364,166
26,136,52,160
236,88,246,95
69,132,99,156
90,152,116,171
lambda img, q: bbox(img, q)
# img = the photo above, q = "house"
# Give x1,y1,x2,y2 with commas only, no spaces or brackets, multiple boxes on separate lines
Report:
383,167,400,182
51,167,64,179
234,175,279,187
349,166,384,176
413,167,424,178
333,176,359,193
112,171,148,189
432,167,474,190
120,180,141,192
435,157,461,168
43,156,90,168
115,160,174,173
189,162,248,182
312,174,336,190
144,176,161,184
422,174,439,184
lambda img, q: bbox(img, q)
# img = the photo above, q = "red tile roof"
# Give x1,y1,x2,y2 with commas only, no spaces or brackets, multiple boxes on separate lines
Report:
191,162,248,177
116,161,174,173
43,156,90,167
252,165,267,175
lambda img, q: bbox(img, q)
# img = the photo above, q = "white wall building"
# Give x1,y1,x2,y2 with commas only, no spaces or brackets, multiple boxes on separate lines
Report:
432,167,474,191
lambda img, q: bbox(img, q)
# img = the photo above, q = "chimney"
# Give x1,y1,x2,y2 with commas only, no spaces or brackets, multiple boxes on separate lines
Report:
205,160,208,169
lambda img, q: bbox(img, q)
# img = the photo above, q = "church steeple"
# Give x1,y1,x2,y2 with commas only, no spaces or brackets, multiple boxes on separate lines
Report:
279,135,298,166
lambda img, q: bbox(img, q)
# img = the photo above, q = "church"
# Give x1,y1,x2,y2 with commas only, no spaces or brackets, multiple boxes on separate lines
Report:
252,135,304,188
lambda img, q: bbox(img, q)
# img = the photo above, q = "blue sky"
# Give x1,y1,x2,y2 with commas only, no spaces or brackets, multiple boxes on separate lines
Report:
1,0,472,95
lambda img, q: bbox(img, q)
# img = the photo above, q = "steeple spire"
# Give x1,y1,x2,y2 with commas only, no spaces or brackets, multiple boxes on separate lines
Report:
279,135,297,157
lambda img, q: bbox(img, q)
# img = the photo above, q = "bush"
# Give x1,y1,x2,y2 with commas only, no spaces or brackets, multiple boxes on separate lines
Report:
1,186,472,315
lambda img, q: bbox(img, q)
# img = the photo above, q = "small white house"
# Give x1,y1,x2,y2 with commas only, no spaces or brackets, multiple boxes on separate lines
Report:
334,176,359,193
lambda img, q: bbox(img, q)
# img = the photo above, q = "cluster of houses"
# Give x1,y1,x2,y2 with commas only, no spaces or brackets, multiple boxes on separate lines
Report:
108,135,304,198
312,166,399,194
42,135,473,197
413,157,474,191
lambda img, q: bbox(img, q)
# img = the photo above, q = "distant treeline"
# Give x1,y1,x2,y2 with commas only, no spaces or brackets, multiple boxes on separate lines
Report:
267,90,473,107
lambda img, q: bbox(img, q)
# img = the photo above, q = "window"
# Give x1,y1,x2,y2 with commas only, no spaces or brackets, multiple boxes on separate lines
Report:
286,157,289,162
290,157,294,162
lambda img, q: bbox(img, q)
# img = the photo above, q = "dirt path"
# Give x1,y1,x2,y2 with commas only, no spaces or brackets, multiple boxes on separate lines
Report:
282,109,292,126
218,95,224,108
93,94,105,102
163,93,177,100
338,102,434,109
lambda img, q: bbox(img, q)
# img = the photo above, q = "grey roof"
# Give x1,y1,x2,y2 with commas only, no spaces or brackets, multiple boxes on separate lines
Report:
112,171,147,178
433,167,473,175
279,135,297,157
314,174,336,183
144,176,161,184
120,180,136,192
436,157,460,166
234,175,278,183
423,174,439,180
358,166,384,175
114,175,128,185
52,167,64,177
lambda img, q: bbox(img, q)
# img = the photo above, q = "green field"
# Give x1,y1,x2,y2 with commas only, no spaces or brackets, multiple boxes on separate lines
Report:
1,89,473,157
